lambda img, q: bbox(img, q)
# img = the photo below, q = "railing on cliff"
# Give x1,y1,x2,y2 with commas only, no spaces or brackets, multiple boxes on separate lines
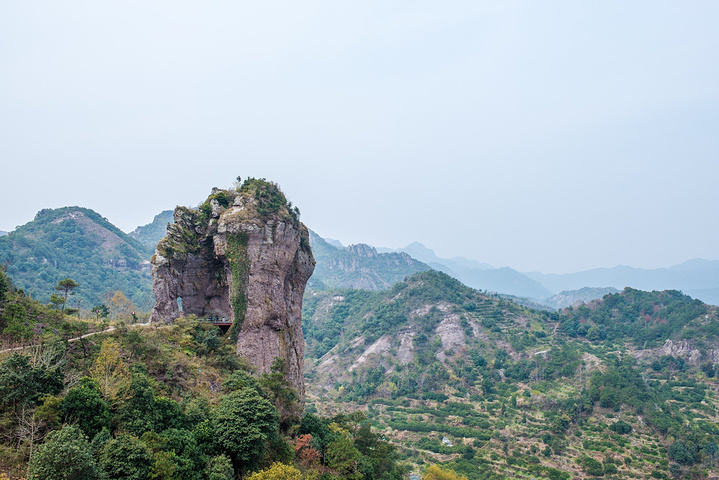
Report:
198,316,233,327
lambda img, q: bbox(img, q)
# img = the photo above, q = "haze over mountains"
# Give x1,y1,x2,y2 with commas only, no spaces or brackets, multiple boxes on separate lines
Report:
3,205,719,309
307,230,429,291
326,237,719,307
526,261,719,306
128,210,174,249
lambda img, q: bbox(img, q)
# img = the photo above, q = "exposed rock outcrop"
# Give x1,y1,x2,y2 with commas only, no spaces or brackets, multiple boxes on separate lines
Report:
150,179,315,398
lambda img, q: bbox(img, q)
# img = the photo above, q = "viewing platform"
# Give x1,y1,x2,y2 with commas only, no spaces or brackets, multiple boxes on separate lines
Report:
197,316,233,332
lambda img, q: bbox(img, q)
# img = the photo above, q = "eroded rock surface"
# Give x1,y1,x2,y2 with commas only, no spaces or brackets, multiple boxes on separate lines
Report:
150,179,315,398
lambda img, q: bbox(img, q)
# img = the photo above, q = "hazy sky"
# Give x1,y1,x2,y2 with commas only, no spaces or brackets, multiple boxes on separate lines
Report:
1,1,718,273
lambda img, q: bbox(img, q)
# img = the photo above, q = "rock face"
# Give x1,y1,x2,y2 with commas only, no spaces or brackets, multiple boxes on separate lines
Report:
150,179,315,398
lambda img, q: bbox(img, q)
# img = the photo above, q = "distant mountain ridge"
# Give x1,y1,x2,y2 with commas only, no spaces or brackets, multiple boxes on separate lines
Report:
310,236,719,307
129,210,174,249
308,230,430,290
398,241,494,272
543,286,620,310
527,259,719,306
396,242,552,300
308,234,551,299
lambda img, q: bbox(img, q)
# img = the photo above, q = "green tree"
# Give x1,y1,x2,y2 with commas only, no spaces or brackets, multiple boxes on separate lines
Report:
586,325,601,341
50,293,65,310
579,456,604,476
99,434,153,480
609,420,632,434
246,462,304,480
0,353,64,412
55,278,79,311
259,358,300,431
114,373,160,436
325,423,361,479
205,454,234,480
27,425,99,480
213,388,278,473
668,441,694,465
156,428,207,479
0,265,9,306
61,377,110,438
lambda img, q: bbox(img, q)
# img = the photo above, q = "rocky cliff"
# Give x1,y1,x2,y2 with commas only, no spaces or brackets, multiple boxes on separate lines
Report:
150,178,315,398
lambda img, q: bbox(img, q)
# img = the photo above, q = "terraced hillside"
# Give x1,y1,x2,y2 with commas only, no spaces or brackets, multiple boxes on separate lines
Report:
303,271,719,479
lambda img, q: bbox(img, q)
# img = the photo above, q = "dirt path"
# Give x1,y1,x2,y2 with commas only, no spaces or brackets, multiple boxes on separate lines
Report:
0,321,153,355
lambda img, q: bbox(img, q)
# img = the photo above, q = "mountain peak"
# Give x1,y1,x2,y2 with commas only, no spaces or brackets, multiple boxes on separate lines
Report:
347,244,378,258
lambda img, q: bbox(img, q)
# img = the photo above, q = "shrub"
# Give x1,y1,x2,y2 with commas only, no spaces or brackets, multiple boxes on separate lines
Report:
27,425,98,480
99,434,152,480
579,456,604,476
246,462,304,480
609,420,632,435
213,388,278,472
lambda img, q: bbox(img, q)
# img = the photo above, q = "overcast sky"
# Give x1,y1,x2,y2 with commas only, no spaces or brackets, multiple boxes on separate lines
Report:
1,1,718,273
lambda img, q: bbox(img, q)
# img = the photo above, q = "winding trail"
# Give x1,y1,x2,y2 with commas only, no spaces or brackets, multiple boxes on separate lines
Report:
0,321,153,355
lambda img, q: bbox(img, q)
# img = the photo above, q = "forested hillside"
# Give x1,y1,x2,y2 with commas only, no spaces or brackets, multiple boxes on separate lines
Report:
0,207,153,309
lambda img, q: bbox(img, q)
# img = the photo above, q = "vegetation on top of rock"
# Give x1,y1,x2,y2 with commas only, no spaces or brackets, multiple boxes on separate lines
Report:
157,178,302,262
237,177,300,223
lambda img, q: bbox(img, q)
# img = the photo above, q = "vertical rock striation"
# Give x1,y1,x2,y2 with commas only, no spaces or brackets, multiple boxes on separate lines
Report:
150,179,314,398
